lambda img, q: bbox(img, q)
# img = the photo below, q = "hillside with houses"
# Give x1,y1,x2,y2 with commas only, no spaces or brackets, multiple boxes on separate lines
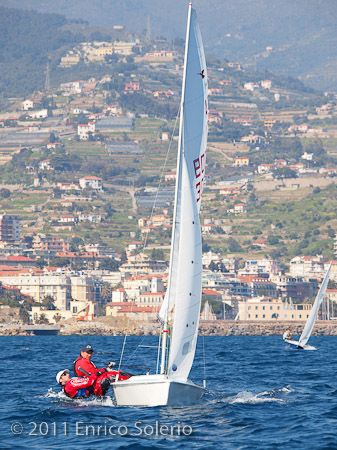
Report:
1,6,337,332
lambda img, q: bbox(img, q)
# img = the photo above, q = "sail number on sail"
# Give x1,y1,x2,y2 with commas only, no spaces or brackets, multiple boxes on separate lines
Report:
193,152,206,202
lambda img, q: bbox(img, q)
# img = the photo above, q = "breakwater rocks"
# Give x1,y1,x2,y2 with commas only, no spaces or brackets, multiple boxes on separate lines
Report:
0,324,27,335
2,319,337,336
199,320,337,336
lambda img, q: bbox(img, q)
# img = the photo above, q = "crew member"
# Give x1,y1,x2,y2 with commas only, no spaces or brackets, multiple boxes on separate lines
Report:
73,344,107,377
283,330,292,341
56,369,115,398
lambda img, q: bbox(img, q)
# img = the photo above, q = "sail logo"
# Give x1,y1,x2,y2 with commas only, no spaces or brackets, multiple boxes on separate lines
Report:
193,152,206,202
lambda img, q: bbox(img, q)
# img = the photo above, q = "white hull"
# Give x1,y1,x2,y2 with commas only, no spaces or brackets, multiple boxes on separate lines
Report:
113,374,205,407
284,338,316,351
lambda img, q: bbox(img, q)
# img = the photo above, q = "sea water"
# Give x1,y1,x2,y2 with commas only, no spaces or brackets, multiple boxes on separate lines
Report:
1,334,337,449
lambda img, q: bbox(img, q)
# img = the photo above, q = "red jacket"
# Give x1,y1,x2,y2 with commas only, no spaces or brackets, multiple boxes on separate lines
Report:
64,374,97,398
64,371,132,398
74,356,106,377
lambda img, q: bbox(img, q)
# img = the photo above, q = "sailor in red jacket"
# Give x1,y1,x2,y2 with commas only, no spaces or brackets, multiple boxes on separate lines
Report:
73,344,107,377
56,369,114,398
56,369,132,398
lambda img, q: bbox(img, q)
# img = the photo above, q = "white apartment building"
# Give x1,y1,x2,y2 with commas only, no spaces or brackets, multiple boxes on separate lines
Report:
289,256,325,278
261,79,272,89
27,109,48,119
0,273,71,310
70,275,97,303
123,276,165,301
111,288,127,303
79,175,103,190
77,122,96,140
240,259,280,275
0,273,101,311
22,99,34,110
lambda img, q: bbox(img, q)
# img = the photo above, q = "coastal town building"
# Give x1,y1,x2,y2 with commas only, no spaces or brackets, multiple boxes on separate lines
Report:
22,99,34,110
33,235,70,253
289,256,326,278
270,274,317,301
119,259,168,276
30,306,72,324
0,273,71,310
0,215,20,242
77,122,96,140
30,299,96,324
112,41,136,55
60,53,81,67
85,43,113,62
79,175,103,191
234,156,249,167
240,259,280,276
139,291,165,305
70,276,99,303
111,288,127,303
27,109,48,119
105,302,159,320
0,271,102,311
135,50,176,63
238,298,312,321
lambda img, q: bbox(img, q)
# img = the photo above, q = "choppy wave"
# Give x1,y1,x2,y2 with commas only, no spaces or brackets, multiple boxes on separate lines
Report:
225,386,293,405
2,335,337,449
43,388,115,407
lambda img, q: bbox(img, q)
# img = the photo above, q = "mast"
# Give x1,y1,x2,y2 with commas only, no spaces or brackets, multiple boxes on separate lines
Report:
160,3,193,375
165,5,207,380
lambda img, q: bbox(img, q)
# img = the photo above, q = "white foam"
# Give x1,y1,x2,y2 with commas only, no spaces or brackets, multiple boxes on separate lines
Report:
43,388,115,407
276,386,293,394
226,390,285,405
43,388,69,399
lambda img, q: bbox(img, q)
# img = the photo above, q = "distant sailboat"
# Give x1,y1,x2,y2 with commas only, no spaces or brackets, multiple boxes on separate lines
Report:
201,300,217,321
283,264,331,350
112,3,208,406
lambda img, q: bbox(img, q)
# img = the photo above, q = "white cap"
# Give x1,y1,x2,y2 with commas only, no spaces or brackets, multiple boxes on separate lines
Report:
56,369,69,384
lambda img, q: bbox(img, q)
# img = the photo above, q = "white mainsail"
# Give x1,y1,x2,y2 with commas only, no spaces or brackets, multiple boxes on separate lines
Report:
298,264,331,346
160,5,208,380
112,4,208,406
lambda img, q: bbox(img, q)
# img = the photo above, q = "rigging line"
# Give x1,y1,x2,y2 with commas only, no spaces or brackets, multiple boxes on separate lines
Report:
156,334,161,374
123,334,147,364
202,335,207,388
141,104,181,252
117,335,127,377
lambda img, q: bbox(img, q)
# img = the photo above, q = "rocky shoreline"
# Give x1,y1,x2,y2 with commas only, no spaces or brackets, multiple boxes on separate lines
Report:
2,319,337,337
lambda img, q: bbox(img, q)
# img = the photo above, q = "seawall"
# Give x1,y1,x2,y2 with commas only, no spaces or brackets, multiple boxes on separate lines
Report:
2,319,337,336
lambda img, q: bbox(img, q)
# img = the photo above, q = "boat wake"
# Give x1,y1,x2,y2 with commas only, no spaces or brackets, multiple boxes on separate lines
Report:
225,386,293,405
43,388,115,407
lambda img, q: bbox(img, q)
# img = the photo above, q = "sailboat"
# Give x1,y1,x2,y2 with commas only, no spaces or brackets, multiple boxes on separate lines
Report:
283,264,331,350
112,3,208,407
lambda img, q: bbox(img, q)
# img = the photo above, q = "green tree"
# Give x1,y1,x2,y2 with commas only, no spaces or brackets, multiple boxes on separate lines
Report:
41,295,56,310
19,306,31,324
70,237,84,252
272,168,297,179
0,188,11,198
99,258,120,271
267,235,280,245
37,313,49,324
227,238,243,253
150,248,165,260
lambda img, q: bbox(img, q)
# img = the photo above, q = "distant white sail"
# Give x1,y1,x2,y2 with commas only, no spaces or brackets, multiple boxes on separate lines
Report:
299,264,331,346
164,6,208,381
